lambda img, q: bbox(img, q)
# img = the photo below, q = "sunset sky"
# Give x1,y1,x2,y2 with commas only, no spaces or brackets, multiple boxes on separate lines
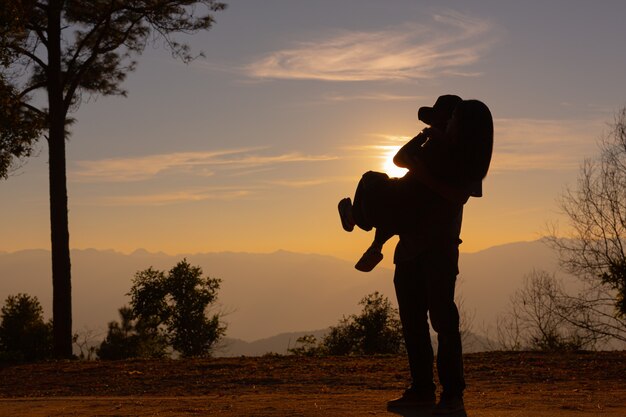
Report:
2,0,626,265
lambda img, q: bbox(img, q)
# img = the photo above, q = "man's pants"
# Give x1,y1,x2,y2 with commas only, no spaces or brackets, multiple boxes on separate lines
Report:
393,245,465,395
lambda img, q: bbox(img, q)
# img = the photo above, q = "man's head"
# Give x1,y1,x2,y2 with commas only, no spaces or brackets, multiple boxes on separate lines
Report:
418,95,462,129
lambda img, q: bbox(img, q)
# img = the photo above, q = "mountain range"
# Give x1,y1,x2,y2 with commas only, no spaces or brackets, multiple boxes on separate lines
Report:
0,239,568,355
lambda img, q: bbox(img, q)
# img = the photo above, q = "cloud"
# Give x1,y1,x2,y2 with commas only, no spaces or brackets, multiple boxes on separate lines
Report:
92,187,257,206
72,148,338,183
490,118,605,172
369,134,414,144
245,11,494,81
342,134,413,158
214,152,338,169
355,118,605,174
323,93,426,102
265,176,354,188
72,149,250,182
83,173,356,206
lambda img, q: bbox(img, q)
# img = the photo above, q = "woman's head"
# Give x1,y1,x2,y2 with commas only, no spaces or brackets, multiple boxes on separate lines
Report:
448,99,493,181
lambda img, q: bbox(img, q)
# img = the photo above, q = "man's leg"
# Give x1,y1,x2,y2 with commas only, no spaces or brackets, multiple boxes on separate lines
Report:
425,245,465,413
393,259,436,395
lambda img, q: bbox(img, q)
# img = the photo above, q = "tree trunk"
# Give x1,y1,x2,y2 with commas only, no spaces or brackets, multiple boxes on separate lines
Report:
48,120,73,359
47,0,73,359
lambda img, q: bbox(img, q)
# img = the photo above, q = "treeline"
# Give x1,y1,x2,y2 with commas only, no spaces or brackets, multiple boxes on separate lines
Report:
0,259,225,362
0,280,409,362
2,266,625,363
3,264,626,363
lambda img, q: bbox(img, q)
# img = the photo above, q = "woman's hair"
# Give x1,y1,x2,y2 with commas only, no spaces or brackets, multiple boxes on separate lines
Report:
453,99,494,181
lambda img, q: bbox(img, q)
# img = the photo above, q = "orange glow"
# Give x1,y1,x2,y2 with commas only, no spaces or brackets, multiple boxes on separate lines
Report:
382,146,408,178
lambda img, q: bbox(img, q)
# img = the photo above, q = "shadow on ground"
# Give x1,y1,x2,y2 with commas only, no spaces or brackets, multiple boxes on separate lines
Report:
387,407,467,417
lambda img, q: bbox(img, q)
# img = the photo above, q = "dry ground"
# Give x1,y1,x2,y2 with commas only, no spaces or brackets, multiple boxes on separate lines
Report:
0,351,625,416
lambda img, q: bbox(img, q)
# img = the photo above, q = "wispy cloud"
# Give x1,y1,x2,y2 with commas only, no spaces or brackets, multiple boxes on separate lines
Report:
342,134,413,156
91,187,257,206
353,118,605,174
72,148,338,183
491,118,604,172
369,134,414,144
323,93,426,102
245,11,495,81
82,173,356,206
265,176,354,188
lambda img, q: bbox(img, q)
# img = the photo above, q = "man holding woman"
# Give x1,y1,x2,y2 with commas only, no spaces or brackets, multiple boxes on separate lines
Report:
338,96,494,414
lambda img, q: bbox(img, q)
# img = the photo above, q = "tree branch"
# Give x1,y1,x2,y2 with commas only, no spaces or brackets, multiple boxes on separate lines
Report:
64,11,146,109
18,82,47,98
25,23,49,47
63,5,117,109
20,102,46,117
8,45,48,71
64,12,111,82
34,1,48,12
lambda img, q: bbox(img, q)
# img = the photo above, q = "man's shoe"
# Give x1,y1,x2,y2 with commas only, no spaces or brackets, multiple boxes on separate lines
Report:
386,389,435,410
432,393,464,415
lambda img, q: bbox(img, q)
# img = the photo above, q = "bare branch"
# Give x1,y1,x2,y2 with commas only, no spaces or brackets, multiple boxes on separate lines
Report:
25,23,49,47
545,107,626,342
18,82,47,98
20,102,46,117
8,44,48,71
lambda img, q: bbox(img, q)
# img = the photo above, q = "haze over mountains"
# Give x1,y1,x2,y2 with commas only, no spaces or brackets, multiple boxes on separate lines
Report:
0,240,567,353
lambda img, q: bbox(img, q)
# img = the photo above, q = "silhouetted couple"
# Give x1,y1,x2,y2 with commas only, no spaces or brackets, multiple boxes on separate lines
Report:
338,95,493,414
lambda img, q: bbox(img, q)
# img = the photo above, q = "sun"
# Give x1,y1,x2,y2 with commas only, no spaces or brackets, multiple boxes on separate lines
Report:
382,146,408,178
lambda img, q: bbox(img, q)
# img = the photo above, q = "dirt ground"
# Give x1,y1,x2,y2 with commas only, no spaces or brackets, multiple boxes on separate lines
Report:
0,351,625,417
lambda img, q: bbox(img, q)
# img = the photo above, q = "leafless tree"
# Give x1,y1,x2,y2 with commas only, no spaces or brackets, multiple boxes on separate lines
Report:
484,270,599,351
455,280,477,351
72,327,102,360
546,107,626,343
491,308,524,351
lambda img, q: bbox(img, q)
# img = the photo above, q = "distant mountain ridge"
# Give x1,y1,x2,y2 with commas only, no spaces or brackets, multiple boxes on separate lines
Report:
218,329,330,357
0,247,392,342
0,240,565,353
218,328,492,357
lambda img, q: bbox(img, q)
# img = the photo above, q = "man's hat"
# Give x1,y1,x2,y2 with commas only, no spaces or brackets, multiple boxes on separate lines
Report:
418,95,462,125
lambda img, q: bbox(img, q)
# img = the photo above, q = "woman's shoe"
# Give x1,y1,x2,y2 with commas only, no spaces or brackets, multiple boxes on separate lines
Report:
338,198,355,232
355,248,383,272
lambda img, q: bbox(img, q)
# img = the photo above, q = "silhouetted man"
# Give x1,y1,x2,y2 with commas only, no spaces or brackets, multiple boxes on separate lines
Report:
386,98,493,415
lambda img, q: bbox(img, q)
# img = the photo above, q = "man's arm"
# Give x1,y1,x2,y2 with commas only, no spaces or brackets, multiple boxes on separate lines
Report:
409,158,470,205
393,132,427,169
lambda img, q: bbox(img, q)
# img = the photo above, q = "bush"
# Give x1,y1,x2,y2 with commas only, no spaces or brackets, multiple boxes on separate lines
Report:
97,306,167,360
322,292,403,355
289,292,404,356
99,259,226,359
287,334,322,357
0,294,53,362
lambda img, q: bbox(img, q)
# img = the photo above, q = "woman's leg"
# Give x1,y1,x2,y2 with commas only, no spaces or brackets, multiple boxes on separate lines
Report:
352,171,389,231
354,227,393,272
355,171,457,235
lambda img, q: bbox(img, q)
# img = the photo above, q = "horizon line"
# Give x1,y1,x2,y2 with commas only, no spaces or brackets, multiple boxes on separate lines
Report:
0,238,549,257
